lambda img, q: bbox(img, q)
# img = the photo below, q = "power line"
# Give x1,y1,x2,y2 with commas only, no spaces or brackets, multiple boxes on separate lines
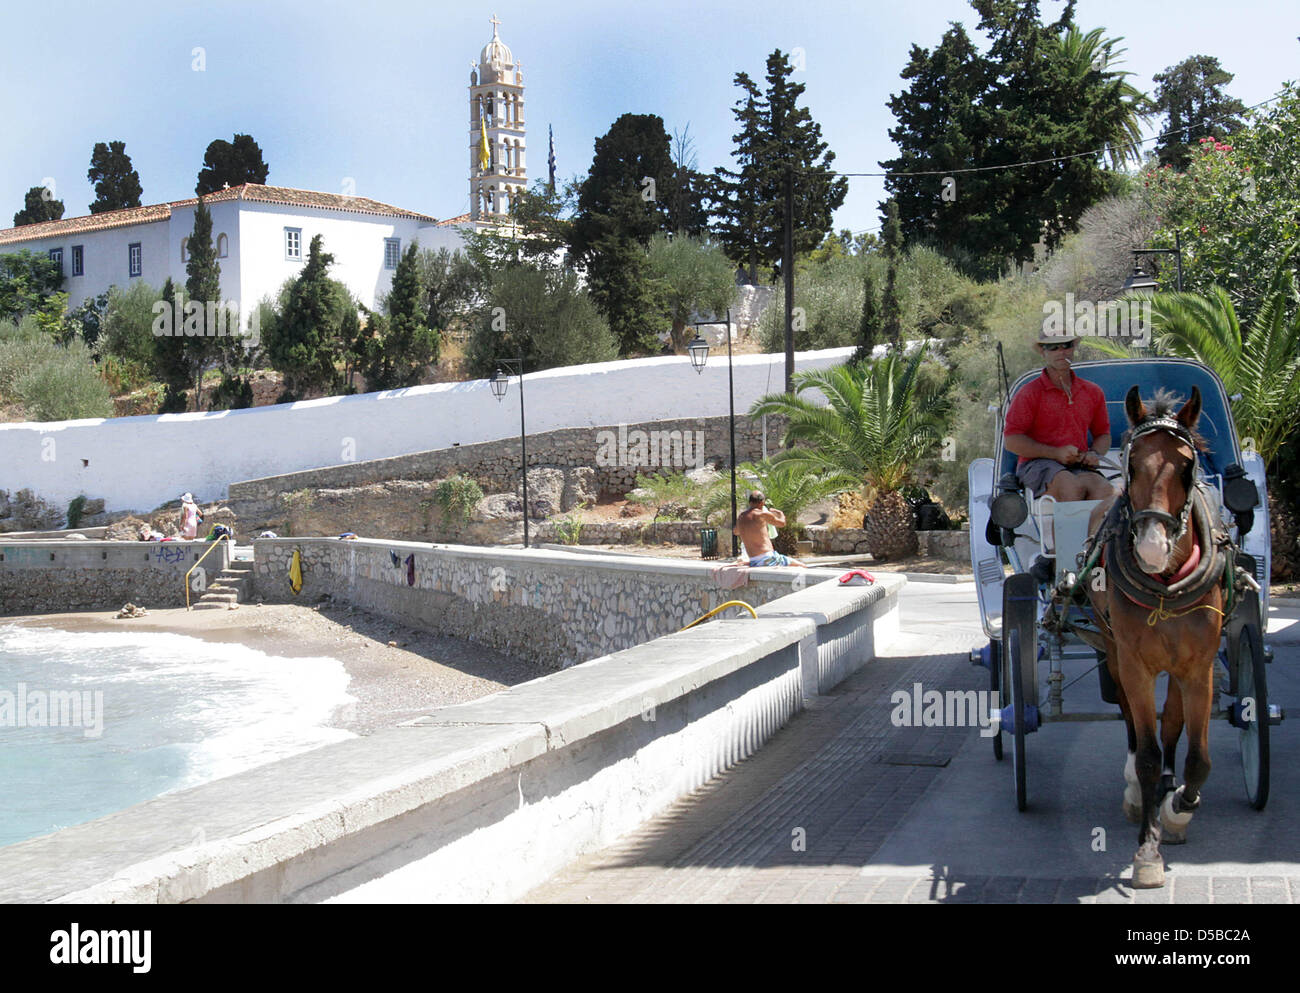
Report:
805,90,1286,179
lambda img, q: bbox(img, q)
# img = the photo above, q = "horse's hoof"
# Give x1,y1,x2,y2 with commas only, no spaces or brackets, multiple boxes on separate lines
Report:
1160,787,1194,844
1132,858,1166,889
1123,799,1141,824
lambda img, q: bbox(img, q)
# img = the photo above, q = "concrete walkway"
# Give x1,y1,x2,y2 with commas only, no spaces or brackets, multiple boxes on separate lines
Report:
522,584,1300,903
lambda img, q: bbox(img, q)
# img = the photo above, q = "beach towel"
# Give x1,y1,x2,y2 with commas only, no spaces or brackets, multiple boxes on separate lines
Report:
711,564,749,590
289,549,303,595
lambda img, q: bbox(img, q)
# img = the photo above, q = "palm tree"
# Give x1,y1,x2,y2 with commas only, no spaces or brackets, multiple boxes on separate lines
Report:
1145,260,1300,464
1053,27,1148,169
750,346,953,560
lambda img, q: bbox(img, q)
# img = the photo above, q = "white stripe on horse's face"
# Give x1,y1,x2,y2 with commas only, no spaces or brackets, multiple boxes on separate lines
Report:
1133,519,1172,574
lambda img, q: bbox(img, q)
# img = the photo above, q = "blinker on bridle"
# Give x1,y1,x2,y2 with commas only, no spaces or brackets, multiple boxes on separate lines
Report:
1121,416,1197,543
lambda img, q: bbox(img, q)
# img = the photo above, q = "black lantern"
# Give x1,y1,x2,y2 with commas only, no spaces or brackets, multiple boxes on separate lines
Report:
687,335,709,374
1123,265,1158,293
489,368,509,400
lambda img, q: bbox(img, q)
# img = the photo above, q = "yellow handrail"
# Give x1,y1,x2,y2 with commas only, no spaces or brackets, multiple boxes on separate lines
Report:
679,599,757,632
185,536,231,610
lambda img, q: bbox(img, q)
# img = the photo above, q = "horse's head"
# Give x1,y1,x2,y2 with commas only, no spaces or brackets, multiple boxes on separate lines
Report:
1122,385,1205,574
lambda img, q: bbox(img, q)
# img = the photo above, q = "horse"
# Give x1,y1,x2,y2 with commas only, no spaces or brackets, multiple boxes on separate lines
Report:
1085,385,1229,889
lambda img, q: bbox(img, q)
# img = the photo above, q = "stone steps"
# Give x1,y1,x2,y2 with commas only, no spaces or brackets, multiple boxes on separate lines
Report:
192,560,254,610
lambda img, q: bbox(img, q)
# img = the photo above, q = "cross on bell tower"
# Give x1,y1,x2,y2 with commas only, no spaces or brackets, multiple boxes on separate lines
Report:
469,14,526,225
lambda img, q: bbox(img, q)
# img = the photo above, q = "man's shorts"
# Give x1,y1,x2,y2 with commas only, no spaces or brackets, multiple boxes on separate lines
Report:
749,551,791,567
1016,458,1106,499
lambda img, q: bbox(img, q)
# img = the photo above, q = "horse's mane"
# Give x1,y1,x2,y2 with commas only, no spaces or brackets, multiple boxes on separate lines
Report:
1123,388,1208,451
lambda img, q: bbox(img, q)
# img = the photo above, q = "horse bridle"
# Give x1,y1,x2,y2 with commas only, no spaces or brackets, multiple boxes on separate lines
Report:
1120,416,1197,544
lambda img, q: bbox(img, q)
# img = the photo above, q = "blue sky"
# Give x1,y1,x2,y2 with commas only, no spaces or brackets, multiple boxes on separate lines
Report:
4,0,1296,236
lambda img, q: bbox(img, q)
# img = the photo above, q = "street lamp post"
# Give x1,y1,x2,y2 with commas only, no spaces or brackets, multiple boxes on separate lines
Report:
1125,230,1184,293
687,309,740,558
489,357,530,548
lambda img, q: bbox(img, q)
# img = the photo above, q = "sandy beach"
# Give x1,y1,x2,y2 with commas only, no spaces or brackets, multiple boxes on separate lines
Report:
9,602,541,735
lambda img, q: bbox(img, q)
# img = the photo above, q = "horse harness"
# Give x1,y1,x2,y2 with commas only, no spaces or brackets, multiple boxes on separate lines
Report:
1045,414,1247,642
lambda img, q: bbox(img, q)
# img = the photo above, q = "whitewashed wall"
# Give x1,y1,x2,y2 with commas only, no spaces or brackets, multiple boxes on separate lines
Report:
3,203,468,317
0,348,852,513
8,220,173,310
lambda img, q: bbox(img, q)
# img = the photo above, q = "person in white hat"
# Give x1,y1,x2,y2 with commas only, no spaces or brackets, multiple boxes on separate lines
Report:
179,493,202,539
1003,329,1114,501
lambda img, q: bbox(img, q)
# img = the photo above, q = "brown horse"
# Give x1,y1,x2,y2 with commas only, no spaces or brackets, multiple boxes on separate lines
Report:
1086,385,1228,889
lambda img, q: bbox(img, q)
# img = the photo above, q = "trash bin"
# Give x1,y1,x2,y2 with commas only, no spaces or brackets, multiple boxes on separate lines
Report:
700,527,718,560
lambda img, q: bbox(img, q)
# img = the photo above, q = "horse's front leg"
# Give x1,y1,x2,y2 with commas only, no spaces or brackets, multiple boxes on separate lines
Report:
1164,660,1215,846
1120,656,1166,888
1158,678,1188,842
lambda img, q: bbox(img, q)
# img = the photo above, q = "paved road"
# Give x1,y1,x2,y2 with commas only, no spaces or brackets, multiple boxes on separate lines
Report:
522,583,1300,903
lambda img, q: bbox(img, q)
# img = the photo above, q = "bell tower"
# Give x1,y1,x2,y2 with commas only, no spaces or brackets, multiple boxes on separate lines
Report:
469,15,526,224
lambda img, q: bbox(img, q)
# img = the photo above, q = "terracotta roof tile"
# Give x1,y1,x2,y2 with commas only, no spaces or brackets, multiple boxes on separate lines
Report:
0,184,437,246
0,203,170,245
436,212,472,227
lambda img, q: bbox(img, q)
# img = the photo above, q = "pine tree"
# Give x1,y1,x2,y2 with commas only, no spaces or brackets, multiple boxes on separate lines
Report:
182,197,227,408
196,133,270,194
853,266,880,364
365,243,438,390
265,235,347,400
569,114,675,354
881,2,1145,273
87,141,143,213
13,186,65,226
881,200,903,351
152,277,192,412
1150,56,1248,169
711,51,848,283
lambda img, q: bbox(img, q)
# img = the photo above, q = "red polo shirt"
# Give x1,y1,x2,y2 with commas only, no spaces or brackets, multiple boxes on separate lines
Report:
1004,368,1110,467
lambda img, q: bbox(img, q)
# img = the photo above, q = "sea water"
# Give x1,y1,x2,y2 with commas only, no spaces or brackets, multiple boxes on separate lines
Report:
0,623,356,848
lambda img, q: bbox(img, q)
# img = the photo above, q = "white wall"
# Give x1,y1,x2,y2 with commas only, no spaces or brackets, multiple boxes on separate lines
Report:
234,203,463,313
0,348,853,513
7,220,172,309
3,204,467,317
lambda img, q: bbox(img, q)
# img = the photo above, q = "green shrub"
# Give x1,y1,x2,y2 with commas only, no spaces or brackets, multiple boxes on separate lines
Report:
433,475,484,524
67,495,87,529
554,513,584,545
11,338,112,421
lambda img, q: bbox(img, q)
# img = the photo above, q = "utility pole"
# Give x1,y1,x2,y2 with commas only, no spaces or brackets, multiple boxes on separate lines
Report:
783,165,794,395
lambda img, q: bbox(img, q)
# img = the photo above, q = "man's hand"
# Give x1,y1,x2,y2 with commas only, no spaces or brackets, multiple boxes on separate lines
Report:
1080,451,1101,469
1054,445,1081,465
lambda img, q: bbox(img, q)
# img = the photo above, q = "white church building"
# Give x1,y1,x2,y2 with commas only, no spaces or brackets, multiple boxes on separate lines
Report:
0,18,530,326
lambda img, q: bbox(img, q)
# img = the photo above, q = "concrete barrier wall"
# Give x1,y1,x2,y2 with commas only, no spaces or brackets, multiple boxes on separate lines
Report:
0,348,852,515
0,540,229,614
0,559,901,904
251,537,886,669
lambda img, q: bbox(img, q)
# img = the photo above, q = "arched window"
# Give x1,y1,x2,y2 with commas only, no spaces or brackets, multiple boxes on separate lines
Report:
180,237,189,263
216,233,228,258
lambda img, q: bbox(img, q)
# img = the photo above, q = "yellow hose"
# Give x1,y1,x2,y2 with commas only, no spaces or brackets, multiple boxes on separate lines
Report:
679,599,757,632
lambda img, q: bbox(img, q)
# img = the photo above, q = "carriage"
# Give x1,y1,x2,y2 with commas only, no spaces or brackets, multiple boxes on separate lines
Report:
967,357,1281,813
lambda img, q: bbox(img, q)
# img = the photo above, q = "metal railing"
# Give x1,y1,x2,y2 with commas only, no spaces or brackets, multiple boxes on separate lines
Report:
185,536,230,610
679,599,757,632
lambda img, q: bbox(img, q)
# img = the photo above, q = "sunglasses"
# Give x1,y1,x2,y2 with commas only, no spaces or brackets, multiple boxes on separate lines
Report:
1042,341,1076,352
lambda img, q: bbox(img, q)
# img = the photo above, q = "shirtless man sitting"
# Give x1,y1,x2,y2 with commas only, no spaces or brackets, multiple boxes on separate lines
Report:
735,490,807,567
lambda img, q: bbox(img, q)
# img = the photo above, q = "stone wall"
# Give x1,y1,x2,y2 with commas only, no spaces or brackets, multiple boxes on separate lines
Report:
252,538,847,670
229,413,783,511
0,540,230,615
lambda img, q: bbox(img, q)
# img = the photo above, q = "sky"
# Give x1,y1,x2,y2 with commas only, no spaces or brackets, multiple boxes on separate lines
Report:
3,0,1297,236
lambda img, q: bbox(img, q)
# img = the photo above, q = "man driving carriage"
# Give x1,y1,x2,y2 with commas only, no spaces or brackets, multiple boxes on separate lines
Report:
1003,329,1116,501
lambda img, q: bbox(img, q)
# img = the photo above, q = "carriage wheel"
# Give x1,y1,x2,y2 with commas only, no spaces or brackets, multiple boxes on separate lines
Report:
988,639,1003,761
1002,573,1036,811
1008,629,1029,811
1234,602,1270,810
